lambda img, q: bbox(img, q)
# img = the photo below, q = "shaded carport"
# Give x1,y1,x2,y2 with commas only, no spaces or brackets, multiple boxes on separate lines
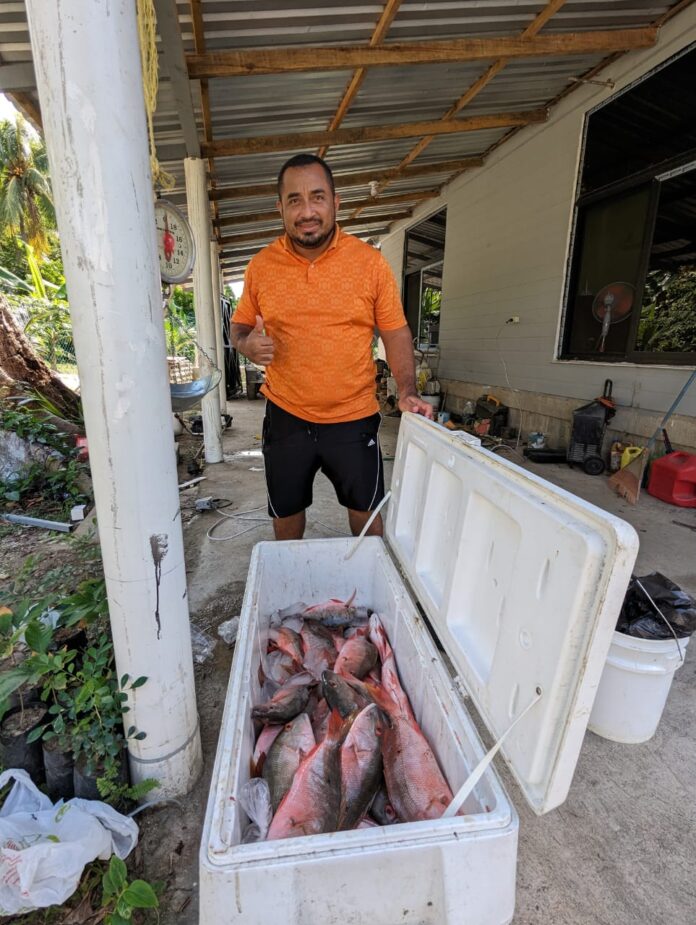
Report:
1,0,692,805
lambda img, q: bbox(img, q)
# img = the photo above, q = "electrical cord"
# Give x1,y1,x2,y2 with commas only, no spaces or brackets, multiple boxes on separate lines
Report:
202,500,351,541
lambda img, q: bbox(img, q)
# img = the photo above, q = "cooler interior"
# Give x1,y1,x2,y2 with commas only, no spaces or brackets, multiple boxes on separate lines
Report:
208,536,514,859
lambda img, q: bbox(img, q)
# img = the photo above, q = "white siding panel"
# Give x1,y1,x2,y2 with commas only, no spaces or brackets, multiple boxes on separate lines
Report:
379,6,696,420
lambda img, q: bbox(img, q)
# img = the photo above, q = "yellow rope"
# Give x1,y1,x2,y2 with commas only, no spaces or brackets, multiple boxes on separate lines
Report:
136,0,175,190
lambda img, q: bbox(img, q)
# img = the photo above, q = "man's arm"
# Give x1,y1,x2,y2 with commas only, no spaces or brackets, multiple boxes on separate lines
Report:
379,324,434,419
231,315,274,366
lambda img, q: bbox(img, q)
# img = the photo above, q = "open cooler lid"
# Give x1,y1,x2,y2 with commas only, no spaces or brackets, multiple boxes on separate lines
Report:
385,414,639,815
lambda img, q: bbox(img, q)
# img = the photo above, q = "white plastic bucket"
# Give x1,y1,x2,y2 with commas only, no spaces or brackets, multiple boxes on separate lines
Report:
588,631,690,743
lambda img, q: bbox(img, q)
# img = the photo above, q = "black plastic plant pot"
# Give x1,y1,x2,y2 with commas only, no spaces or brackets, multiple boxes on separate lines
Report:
0,703,48,783
52,626,88,654
4,681,43,714
74,752,128,801
42,738,75,800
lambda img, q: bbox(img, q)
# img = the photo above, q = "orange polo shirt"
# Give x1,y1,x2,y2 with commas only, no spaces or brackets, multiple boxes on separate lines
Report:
232,225,407,423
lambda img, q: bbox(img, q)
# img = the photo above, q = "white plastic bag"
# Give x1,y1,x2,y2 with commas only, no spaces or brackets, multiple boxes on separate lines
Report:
0,769,139,915
239,778,272,843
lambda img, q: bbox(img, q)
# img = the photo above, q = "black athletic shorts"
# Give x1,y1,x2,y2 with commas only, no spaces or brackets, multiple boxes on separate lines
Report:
262,400,384,519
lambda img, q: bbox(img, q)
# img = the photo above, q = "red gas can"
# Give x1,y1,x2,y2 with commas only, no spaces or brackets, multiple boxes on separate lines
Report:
647,451,696,507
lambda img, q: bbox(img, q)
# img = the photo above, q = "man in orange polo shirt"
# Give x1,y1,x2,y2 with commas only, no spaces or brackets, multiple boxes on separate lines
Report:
231,153,433,540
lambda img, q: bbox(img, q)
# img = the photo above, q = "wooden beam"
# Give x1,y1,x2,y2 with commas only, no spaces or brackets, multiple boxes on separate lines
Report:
215,189,440,228
318,0,404,157
5,92,42,131
203,110,546,158
187,29,656,78
220,212,412,246
523,0,568,36
351,0,570,215
210,158,483,202
153,0,200,157
0,63,36,92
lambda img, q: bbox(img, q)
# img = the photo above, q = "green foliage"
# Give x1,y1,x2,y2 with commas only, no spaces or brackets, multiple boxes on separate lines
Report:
0,457,89,516
164,286,197,363
1,240,75,371
101,855,160,925
97,774,158,805
24,299,75,370
169,285,194,322
0,230,29,279
0,115,55,256
57,577,109,628
26,630,150,801
0,400,73,453
0,396,88,516
637,266,696,354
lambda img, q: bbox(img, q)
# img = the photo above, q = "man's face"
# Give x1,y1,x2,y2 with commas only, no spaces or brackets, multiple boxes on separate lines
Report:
277,164,340,251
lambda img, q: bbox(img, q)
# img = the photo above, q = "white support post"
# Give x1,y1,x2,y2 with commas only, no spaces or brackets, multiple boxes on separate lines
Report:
184,157,223,462
26,0,202,797
210,241,227,411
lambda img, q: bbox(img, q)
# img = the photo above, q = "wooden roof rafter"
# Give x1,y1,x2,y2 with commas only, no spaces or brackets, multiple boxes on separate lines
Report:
317,0,404,159
350,0,570,218
214,188,440,229
208,158,484,203
201,110,547,158
219,211,412,247
186,29,657,78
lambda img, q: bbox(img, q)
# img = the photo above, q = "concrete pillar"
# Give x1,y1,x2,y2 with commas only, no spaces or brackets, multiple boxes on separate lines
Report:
26,0,202,797
210,241,227,411
184,157,223,462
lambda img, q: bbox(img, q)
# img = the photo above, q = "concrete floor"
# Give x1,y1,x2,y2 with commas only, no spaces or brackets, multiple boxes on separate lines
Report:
173,398,696,925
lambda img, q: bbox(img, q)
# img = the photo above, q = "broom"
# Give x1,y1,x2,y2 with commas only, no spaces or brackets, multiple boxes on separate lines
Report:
608,367,696,504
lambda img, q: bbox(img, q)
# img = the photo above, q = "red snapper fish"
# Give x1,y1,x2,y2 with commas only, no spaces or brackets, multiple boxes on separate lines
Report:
367,681,453,823
300,622,337,680
367,614,415,721
251,672,313,724
338,703,384,830
268,626,304,667
262,713,316,812
334,635,378,680
251,723,283,776
302,591,370,628
267,709,350,840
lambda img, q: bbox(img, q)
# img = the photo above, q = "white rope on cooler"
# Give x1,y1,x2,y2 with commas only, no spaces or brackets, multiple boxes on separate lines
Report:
442,687,543,819
343,490,392,561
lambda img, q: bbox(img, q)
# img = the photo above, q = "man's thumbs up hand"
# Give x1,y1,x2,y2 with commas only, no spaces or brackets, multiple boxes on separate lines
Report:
243,314,274,366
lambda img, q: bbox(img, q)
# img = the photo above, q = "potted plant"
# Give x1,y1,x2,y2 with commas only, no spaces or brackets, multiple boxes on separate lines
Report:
29,630,152,805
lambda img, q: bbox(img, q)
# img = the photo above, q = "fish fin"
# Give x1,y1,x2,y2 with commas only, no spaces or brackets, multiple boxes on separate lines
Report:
345,588,357,608
363,681,396,719
250,751,267,777
327,707,352,743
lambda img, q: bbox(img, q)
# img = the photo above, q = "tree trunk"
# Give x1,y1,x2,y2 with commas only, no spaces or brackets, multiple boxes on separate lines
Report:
0,295,81,419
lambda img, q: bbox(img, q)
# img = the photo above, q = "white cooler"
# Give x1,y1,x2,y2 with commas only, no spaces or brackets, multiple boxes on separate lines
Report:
200,415,639,925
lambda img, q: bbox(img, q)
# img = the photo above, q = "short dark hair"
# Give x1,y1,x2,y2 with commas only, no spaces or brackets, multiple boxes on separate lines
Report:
277,154,335,197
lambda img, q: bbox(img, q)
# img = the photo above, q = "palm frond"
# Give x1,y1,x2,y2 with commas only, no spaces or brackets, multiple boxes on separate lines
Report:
0,175,24,232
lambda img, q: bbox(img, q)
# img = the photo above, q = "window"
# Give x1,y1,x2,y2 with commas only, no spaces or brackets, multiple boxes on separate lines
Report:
561,45,696,364
402,209,446,350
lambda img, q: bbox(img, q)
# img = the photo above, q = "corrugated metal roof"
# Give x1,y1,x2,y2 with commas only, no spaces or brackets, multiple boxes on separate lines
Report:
1,0,692,279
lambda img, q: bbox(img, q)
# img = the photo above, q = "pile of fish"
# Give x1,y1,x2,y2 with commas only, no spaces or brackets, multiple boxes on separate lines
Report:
248,596,455,840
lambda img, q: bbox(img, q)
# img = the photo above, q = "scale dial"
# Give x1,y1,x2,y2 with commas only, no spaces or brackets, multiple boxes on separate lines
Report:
154,200,195,284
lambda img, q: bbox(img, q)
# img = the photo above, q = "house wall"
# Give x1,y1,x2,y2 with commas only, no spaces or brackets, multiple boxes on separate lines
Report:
380,6,696,452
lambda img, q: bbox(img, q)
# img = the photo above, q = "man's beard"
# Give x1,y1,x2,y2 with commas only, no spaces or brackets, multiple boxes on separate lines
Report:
285,212,335,249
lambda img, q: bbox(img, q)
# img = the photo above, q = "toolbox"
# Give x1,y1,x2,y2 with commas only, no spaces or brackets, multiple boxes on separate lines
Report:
200,414,638,924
